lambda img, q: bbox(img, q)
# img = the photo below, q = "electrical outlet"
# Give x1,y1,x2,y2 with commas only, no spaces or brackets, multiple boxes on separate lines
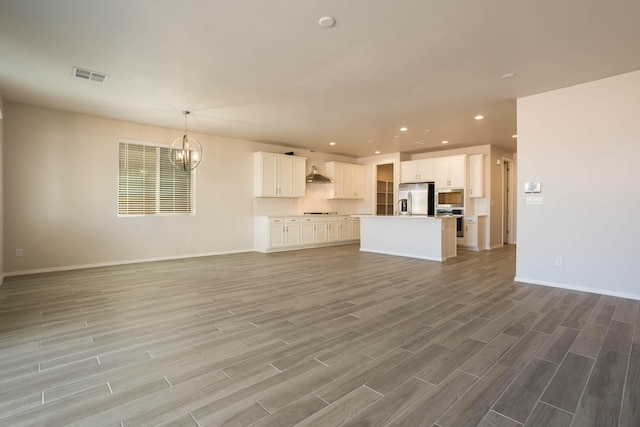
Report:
16,248,24,257
555,257,563,266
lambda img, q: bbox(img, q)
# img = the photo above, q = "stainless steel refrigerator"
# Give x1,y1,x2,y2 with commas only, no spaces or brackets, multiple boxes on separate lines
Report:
398,182,435,216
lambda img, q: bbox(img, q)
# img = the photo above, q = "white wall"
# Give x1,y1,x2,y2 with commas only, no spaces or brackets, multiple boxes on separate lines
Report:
3,103,359,274
0,93,4,284
516,70,640,300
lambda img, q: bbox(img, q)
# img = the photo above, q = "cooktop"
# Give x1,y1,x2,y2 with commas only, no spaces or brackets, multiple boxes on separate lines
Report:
303,212,338,215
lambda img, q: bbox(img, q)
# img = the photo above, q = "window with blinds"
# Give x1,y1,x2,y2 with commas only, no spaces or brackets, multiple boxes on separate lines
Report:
118,141,195,215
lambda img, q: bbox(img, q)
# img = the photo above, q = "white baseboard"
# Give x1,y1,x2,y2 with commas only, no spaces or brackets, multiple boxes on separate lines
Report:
359,248,444,262
514,276,640,301
3,249,254,278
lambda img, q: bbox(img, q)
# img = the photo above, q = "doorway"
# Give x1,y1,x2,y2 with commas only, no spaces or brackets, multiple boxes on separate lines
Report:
376,164,394,215
503,159,516,244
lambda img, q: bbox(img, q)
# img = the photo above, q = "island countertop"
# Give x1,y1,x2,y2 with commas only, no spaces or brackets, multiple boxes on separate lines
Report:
357,215,456,261
354,214,445,220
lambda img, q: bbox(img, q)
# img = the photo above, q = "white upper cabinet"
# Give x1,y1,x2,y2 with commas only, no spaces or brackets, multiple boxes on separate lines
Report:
401,159,436,183
326,162,365,199
254,152,306,197
354,163,365,199
435,155,466,188
469,154,484,198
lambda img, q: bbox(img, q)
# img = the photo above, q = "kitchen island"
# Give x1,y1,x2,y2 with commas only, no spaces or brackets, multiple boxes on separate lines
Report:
355,215,457,261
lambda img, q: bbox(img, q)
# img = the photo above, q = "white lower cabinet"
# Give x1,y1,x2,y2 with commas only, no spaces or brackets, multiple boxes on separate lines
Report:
327,219,340,242
284,217,301,247
315,221,328,244
300,217,316,245
352,218,361,240
255,215,359,252
267,218,285,248
462,215,486,251
465,217,478,248
339,216,352,241
263,217,301,248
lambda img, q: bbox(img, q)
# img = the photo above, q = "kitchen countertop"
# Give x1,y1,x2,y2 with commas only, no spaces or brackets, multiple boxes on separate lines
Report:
354,214,453,220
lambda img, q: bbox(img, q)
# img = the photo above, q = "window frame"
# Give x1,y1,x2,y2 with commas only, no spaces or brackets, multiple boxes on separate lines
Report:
118,139,196,216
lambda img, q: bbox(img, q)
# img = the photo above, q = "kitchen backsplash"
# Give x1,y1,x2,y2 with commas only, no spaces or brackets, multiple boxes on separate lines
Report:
254,184,361,216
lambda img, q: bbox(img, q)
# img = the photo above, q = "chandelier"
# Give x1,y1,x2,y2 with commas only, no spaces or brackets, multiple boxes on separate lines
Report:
169,111,203,170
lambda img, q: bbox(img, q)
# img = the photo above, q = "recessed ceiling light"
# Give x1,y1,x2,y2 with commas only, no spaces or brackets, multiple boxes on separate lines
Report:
318,16,336,27
424,129,431,133
415,141,426,145
475,115,484,120
501,73,516,79
400,127,408,132
368,140,374,143
442,140,449,144
374,151,381,154
395,135,400,139
512,134,518,138
329,141,336,145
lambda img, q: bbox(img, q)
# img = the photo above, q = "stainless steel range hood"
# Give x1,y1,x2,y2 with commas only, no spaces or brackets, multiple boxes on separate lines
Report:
305,165,333,183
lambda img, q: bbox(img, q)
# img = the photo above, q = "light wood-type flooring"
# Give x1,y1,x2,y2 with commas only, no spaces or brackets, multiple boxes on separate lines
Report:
1,244,638,426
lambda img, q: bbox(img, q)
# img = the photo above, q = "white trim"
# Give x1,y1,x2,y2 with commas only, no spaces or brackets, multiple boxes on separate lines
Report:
3,249,253,278
118,137,172,149
0,274,5,287
490,243,504,250
255,239,360,254
514,276,640,301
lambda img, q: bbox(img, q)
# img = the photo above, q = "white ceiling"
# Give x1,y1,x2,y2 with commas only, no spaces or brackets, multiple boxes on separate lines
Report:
1,0,640,158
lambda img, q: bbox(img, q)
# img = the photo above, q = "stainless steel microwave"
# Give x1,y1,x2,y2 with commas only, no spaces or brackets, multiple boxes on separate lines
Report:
436,188,464,208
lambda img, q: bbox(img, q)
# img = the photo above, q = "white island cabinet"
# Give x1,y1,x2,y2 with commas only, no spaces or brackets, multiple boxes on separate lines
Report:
357,215,457,261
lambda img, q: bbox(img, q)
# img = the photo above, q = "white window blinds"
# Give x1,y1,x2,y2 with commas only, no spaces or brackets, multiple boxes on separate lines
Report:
118,141,195,215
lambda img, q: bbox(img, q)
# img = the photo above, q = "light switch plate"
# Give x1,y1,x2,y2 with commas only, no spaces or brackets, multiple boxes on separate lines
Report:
526,196,544,205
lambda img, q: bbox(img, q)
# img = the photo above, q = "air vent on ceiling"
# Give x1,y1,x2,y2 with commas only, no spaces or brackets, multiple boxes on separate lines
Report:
72,67,108,83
